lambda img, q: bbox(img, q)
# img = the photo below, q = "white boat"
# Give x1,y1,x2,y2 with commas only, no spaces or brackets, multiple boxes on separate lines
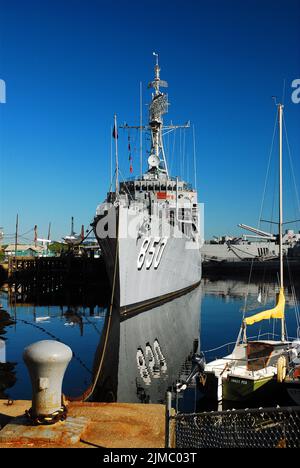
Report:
204,102,298,405
284,342,300,404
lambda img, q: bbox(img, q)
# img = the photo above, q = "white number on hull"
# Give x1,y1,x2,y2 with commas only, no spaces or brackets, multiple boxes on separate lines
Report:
146,237,160,269
137,238,151,270
153,238,167,269
137,237,168,270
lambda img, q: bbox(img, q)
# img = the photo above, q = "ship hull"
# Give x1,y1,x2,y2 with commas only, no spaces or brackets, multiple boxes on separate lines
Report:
95,204,202,313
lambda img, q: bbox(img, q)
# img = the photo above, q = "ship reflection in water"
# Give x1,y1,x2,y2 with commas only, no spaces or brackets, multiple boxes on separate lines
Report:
90,286,202,404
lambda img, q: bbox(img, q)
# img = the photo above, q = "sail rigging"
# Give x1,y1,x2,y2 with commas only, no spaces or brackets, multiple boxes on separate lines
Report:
243,103,286,341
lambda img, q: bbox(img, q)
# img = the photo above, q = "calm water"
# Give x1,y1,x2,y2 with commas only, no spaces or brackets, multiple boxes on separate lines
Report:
0,276,299,408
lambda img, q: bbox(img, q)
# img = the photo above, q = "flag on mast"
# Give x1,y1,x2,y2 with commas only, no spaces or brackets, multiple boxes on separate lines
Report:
112,123,118,139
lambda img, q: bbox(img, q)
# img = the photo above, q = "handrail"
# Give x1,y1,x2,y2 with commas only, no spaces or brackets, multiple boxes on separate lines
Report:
203,333,298,355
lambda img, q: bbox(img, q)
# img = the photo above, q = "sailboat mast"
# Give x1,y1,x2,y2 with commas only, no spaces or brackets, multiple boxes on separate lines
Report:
114,114,119,197
278,103,285,341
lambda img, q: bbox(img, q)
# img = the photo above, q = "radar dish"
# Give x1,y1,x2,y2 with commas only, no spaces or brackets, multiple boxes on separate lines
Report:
148,154,160,168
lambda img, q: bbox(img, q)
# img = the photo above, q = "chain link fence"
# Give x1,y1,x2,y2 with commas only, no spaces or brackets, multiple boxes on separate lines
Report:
167,403,300,448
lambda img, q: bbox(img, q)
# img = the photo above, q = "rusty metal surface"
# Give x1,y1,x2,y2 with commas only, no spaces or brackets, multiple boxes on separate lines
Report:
0,400,165,448
0,415,89,446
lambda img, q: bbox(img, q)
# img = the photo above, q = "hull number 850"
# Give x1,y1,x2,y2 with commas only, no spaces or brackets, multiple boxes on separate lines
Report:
137,237,168,270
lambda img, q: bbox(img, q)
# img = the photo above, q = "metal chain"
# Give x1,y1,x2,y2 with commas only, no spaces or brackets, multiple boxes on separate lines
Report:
25,405,68,426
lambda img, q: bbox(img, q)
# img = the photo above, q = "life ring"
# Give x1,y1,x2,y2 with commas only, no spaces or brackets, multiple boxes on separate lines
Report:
277,356,287,383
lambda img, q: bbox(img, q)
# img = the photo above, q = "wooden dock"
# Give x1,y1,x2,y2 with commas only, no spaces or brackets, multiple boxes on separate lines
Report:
6,255,109,306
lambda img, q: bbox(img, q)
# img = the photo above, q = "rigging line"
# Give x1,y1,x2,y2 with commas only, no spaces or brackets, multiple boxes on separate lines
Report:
110,125,113,189
179,128,182,176
19,228,34,237
170,128,177,175
118,169,134,201
108,168,117,194
287,255,300,333
282,78,286,106
283,114,300,216
183,128,186,181
270,159,278,235
242,257,255,318
243,107,278,317
81,207,120,402
10,317,92,374
258,107,278,229
193,125,197,190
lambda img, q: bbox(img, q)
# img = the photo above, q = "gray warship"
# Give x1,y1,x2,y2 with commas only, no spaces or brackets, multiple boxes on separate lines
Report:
201,227,300,263
93,55,202,314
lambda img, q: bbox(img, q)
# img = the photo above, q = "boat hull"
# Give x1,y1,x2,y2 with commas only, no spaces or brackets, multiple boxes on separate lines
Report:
285,381,300,405
94,204,202,313
223,375,274,401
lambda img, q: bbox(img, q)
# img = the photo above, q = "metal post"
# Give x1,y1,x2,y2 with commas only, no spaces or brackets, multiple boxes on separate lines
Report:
14,214,18,261
217,375,223,411
114,114,119,197
140,81,143,178
165,391,172,448
193,124,197,190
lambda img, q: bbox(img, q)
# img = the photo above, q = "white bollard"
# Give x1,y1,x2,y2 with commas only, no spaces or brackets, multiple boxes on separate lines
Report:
23,340,72,421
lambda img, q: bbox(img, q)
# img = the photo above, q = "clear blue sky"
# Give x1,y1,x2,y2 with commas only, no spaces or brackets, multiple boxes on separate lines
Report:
0,0,299,242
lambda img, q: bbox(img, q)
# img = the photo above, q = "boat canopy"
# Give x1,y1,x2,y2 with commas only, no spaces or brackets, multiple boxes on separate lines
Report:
244,288,285,326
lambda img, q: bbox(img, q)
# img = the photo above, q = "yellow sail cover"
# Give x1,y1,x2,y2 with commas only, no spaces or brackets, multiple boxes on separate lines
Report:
244,288,285,326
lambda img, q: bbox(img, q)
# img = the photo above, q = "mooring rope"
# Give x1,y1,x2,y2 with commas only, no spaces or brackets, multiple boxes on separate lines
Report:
69,206,120,402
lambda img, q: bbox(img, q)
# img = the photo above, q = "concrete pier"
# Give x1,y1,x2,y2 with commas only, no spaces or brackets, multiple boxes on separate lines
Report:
0,400,165,448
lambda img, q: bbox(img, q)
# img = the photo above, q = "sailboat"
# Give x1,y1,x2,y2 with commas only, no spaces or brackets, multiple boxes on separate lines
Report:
204,102,297,404
63,217,84,246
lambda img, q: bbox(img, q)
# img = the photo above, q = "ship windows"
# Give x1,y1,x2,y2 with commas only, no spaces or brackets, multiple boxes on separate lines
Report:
155,184,159,191
170,210,175,227
181,209,185,234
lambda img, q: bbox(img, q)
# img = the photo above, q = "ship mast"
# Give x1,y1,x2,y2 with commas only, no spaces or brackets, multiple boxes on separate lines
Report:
278,102,285,341
120,54,190,179
148,52,169,175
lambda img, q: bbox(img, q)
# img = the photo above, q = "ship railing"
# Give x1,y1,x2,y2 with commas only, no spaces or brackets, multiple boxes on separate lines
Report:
202,333,299,359
121,176,193,191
